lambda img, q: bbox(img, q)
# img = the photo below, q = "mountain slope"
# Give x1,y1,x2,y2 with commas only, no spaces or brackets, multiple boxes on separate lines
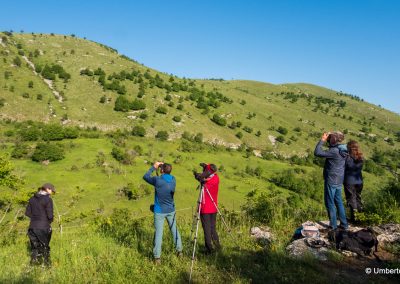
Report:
0,32,399,156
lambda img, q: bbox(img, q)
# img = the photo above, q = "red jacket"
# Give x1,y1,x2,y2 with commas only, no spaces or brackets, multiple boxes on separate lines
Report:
200,174,219,214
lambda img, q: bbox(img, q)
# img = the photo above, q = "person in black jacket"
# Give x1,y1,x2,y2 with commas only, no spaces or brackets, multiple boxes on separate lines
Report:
314,132,348,230
344,140,364,222
25,183,56,266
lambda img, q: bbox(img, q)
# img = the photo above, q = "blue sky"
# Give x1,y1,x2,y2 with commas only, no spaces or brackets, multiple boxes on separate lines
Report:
1,0,399,113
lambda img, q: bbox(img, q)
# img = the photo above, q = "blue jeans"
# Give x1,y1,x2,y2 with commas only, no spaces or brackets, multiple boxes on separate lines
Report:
153,211,182,258
324,182,348,229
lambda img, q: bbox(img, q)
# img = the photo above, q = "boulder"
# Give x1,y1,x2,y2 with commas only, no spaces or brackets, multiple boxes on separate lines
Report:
286,238,330,261
250,226,274,246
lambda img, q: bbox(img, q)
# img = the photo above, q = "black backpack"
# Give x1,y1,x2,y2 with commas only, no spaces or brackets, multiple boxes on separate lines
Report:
331,228,378,256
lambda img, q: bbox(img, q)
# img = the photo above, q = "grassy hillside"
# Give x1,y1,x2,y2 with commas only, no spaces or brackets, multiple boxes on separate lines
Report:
0,32,399,283
0,32,399,156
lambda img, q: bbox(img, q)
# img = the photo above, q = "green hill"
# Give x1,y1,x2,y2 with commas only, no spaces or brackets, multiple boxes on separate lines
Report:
0,32,399,156
0,32,399,283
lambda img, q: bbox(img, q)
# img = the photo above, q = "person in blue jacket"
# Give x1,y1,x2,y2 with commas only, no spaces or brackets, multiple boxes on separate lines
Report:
143,162,183,264
314,132,348,230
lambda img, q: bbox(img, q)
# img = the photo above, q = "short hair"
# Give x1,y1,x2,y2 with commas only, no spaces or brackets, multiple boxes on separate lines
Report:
162,163,172,174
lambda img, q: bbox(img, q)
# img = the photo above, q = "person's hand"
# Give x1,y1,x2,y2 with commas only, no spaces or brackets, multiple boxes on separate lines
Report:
321,132,329,142
153,162,162,169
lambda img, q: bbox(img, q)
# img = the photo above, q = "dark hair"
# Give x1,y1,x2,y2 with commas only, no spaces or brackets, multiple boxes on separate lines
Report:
161,163,172,174
347,140,363,162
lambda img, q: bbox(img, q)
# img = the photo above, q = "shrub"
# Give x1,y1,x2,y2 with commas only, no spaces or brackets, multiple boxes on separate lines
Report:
42,124,64,141
243,126,253,133
155,106,167,114
155,131,169,141
11,143,29,159
236,132,243,139
132,126,146,137
131,99,146,110
172,116,181,122
32,143,65,162
177,104,184,110
111,147,135,164
277,126,288,135
139,112,148,120
276,135,285,143
211,114,227,126
28,81,33,88
194,133,203,143
63,127,79,139
13,56,22,67
114,96,131,112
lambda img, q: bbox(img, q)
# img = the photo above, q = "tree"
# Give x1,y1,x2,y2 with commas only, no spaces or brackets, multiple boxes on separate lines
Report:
114,96,131,112
132,126,146,137
155,131,169,141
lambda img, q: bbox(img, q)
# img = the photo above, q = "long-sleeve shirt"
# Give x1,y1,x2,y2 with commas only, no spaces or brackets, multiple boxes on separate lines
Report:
25,192,54,229
201,174,219,214
143,167,176,213
314,140,347,185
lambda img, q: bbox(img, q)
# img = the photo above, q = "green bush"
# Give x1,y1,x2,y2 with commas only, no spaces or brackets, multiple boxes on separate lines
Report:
277,126,288,135
211,114,227,126
42,124,64,141
155,106,167,114
132,126,146,137
11,143,29,159
172,116,181,122
155,131,169,141
32,143,65,162
236,132,243,139
131,99,146,110
114,96,131,112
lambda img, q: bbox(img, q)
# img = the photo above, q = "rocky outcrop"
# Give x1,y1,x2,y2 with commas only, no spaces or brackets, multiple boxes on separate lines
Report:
250,226,274,246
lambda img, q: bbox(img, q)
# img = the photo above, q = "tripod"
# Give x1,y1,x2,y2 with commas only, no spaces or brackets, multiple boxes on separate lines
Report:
189,183,235,282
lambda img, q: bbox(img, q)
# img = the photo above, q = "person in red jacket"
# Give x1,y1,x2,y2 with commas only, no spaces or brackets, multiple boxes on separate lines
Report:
194,163,221,254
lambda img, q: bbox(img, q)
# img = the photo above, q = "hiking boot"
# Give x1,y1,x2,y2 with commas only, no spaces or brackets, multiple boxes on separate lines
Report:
176,251,183,258
154,258,161,265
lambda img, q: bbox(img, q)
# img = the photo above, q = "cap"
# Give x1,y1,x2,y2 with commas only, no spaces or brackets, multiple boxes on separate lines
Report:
42,183,56,193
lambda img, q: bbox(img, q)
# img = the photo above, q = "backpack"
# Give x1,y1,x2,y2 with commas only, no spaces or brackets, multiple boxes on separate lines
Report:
332,228,378,256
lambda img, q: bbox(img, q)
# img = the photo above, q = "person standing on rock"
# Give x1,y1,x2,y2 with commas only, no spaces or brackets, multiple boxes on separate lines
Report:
25,183,56,266
314,132,348,230
344,140,364,223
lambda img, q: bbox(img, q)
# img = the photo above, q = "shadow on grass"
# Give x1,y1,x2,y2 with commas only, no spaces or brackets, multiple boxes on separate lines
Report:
183,247,399,284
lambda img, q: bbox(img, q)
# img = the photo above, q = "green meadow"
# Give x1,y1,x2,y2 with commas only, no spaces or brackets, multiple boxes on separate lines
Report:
0,32,399,283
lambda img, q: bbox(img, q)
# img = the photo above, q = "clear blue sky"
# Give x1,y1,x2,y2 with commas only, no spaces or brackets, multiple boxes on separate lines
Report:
1,0,399,113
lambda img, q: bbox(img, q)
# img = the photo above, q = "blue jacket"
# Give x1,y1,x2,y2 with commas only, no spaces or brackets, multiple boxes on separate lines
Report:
143,167,176,213
344,156,363,185
314,140,347,185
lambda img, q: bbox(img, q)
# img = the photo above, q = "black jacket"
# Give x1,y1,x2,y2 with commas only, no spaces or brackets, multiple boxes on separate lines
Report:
344,156,363,185
25,193,54,229
314,140,347,185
